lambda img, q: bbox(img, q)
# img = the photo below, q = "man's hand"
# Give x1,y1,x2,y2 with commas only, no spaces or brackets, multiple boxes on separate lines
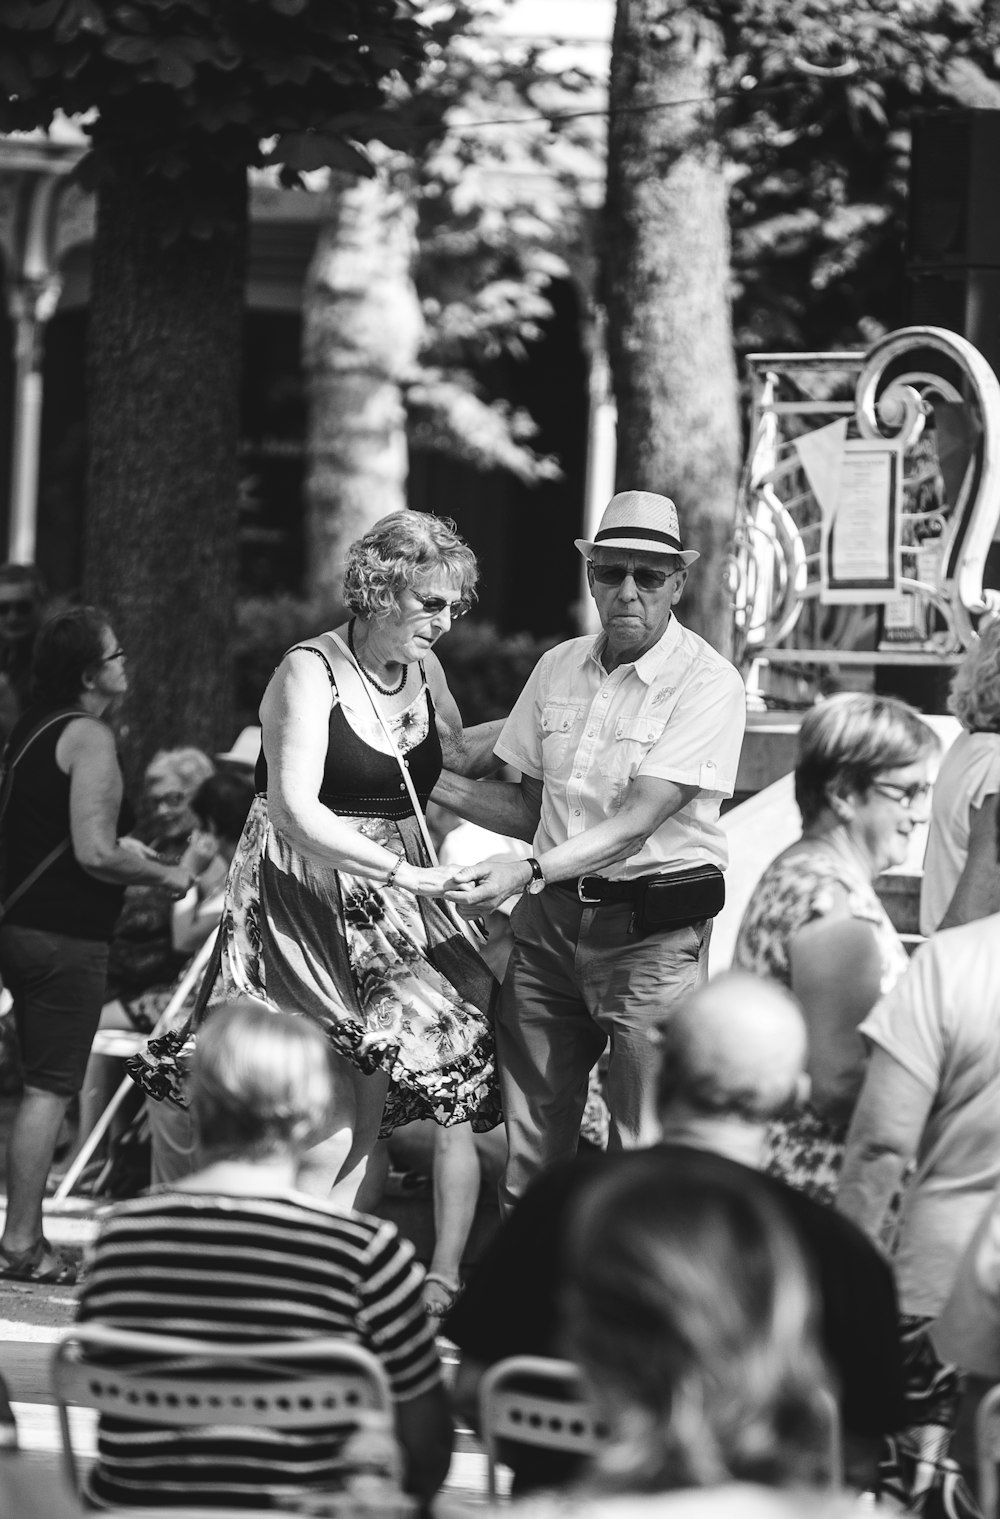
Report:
445,856,532,916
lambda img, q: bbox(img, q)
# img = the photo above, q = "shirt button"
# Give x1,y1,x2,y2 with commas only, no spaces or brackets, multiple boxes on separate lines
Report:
399,783,406,791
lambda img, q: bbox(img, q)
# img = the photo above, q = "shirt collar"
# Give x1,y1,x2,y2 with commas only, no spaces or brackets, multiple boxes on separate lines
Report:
586,614,684,684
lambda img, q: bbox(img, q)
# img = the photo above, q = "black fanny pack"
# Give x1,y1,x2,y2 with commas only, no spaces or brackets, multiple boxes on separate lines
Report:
634,863,725,936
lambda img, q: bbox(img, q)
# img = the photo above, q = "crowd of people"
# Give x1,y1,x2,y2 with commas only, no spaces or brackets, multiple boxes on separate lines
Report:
0,494,999,1517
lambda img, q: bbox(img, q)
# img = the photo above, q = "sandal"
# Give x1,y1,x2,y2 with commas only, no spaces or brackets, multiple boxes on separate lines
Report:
0,1238,78,1285
422,1272,462,1318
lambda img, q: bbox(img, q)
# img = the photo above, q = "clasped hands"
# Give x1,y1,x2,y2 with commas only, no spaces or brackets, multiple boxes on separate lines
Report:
412,856,531,916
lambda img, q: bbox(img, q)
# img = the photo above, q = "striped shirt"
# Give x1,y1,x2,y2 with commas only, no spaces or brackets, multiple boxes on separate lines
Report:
77,1190,441,1509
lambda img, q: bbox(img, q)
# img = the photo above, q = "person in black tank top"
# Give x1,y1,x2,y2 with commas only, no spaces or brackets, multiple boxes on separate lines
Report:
0,609,193,1286
132,513,507,1299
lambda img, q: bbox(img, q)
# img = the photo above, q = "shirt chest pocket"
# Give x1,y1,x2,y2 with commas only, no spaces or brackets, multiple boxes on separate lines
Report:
613,714,667,802
540,701,585,768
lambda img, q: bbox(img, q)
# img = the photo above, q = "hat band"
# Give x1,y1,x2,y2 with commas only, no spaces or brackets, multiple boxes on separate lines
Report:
594,525,685,553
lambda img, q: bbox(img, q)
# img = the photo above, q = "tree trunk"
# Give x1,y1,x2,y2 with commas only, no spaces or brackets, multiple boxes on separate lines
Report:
302,172,424,602
85,155,246,786
605,0,740,653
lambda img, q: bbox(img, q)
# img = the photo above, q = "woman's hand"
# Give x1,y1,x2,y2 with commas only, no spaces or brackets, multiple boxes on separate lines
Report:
118,836,158,860
161,863,196,901
403,864,476,899
181,829,219,879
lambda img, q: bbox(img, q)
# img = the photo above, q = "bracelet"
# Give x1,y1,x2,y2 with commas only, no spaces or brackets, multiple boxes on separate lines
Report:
385,856,403,889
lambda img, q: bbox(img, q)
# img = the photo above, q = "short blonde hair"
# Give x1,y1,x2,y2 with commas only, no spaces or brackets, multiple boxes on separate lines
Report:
343,510,478,622
191,1001,336,1162
145,747,215,799
794,692,938,826
950,619,1000,733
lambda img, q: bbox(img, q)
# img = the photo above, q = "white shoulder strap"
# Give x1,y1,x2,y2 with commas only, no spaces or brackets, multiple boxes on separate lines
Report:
325,629,486,947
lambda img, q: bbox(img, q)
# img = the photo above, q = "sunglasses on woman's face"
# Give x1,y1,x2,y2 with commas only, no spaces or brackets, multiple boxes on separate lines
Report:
412,592,470,619
588,562,683,591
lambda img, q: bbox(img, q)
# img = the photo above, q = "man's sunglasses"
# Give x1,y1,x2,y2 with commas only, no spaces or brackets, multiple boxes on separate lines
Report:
412,592,470,619
0,599,34,617
588,562,683,591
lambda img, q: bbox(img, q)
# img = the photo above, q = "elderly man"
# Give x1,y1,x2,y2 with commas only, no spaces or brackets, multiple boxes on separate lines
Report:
445,972,904,1493
438,491,746,1208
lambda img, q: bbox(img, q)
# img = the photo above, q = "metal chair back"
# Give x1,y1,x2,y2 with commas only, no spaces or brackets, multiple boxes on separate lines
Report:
52,1323,394,1506
478,1354,603,1503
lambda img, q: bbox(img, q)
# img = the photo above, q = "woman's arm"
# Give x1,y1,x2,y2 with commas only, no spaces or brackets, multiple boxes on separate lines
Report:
836,1048,935,1240
788,913,886,1126
62,720,191,895
938,791,1000,930
261,650,455,898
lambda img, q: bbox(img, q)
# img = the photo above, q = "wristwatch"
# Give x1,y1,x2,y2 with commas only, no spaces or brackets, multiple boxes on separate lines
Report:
525,857,546,894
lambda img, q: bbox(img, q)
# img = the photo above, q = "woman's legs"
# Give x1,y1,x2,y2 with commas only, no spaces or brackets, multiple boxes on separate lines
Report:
2,1086,70,1255
297,1051,388,1211
423,1122,481,1315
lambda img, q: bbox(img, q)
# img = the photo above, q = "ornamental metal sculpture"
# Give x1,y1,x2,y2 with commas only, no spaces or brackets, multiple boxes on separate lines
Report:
731,326,1000,692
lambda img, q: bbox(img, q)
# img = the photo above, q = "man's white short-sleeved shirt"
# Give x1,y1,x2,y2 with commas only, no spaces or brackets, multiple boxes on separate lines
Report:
858,913,1000,1317
494,615,747,877
920,729,1000,934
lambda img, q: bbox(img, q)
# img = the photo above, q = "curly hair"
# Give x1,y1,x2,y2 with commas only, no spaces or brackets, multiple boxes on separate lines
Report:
563,1149,833,1494
343,510,478,622
794,691,939,826
949,619,1000,733
145,746,215,799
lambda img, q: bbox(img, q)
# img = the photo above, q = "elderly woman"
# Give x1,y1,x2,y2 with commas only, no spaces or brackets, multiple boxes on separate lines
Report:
133,510,500,1209
920,618,1000,933
79,1000,452,1510
734,693,939,1205
511,1148,844,1519
0,608,192,1283
104,745,216,1011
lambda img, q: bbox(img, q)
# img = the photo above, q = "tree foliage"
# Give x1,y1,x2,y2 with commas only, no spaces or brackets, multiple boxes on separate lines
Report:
393,11,604,479
715,0,1000,352
0,0,431,210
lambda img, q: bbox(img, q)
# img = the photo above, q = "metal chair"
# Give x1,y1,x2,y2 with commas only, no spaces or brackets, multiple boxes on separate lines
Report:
478,1354,604,1502
52,1323,396,1510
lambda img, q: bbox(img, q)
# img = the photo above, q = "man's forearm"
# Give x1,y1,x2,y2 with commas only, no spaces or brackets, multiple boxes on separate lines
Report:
432,770,537,841
835,1148,905,1242
438,719,506,779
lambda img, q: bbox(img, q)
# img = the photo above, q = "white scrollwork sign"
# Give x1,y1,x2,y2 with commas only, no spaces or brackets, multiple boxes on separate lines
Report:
731,326,1000,688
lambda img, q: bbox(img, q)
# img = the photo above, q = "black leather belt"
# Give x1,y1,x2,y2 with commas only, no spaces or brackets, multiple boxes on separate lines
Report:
561,875,654,905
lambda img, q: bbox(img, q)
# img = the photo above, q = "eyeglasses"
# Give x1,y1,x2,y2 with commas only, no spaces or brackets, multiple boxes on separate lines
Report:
149,791,186,809
412,592,470,619
588,562,683,591
870,780,932,811
0,599,34,618
100,647,127,664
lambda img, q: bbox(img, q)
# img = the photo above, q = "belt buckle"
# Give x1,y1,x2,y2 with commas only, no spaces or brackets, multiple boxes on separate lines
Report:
577,876,602,904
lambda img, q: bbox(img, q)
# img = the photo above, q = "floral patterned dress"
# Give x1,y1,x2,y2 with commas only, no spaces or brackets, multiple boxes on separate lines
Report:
128,642,501,1137
733,841,909,1205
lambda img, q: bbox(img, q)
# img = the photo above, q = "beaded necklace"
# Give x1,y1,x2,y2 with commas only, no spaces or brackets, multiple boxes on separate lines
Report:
347,618,408,697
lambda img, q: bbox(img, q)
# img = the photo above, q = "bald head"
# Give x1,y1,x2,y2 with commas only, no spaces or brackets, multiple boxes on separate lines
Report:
656,972,807,1126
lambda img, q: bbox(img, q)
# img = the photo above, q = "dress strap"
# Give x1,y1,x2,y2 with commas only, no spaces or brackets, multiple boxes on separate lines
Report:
288,643,337,694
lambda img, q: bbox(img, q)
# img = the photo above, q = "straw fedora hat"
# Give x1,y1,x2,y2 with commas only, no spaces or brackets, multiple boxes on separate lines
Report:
575,491,700,566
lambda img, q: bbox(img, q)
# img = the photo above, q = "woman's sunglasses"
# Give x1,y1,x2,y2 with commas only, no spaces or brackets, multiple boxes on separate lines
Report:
412,593,470,618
